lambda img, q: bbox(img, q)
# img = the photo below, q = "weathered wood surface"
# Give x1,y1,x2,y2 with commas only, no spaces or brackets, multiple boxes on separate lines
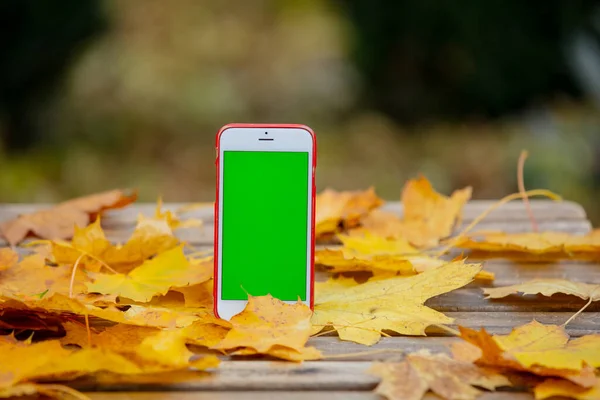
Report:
0,200,598,399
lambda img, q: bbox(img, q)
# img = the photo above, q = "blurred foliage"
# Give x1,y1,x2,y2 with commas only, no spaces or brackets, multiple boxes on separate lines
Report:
0,0,599,224
0,0,106,149
341,0,597,121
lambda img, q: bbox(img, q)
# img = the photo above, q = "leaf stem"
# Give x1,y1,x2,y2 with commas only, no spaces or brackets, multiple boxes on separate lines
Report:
562,287,599,327
436,189,561,256
69,253,85,298
517,150,539,232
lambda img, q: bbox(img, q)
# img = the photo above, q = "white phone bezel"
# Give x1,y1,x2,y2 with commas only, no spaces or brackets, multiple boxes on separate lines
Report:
216,126,314,321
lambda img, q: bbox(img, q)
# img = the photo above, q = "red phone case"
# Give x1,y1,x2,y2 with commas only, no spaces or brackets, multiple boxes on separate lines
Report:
213,123,317,319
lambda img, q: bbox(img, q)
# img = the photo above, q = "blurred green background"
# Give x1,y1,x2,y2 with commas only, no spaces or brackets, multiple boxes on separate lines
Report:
1,0,600,222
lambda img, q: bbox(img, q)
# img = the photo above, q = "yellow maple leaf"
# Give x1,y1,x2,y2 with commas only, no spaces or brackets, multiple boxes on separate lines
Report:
0,383,84,399
0,249,18,272
316,233,443,275
172,279,214,308
0,254,88,299
312,260,482,345
535,379,600,400
370,350,510,400
52,216,179,273
483,279,600,301
459,321,600,387
0,334,219,390
1,293,213,329
212,295,321,361
455,230,600,260
155,197,203,230
60,321,160,349
182,321,230,348
359,176,472,247
86,245,211,302
315,187,383,239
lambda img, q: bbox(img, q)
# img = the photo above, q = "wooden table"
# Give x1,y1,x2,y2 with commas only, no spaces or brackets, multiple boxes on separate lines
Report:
1,200,598,400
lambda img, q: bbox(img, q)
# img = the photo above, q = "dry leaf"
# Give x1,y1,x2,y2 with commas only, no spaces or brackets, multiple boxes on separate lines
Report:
359,176,471,247
1,293,212,329
172,279,214,308
60,321,160,349
155,198,203,230
182,321,230,348
459,321,600,387
0,383,83,399
52,216,179,272
371,350,510,400
0,254,87,299
315,188,383,239
535,379,600,400
212,295,321,361
456,231,600,260
86,245,211,302
312,260,482,345
483,279,600,301
0,249,18,272
0,189,137,245
316,233,443,275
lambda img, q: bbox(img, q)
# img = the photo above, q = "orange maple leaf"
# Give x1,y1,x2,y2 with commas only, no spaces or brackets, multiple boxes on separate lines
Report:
359,176,472,247
315,187,383,239
212,295,321,361
459,321,599,388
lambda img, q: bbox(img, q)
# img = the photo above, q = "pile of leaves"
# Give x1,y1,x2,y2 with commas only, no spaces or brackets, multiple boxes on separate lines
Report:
0,171,598,399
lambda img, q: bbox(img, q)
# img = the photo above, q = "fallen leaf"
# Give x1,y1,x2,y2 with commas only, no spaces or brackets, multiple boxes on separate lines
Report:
172,279,214,308
315,188,383,239
155,197,203,230
182,321,230,348
60,321,160,349
0,254,87,299
312,260,482,345
359,176,471,247
483,279,600,301
87,245,211,302
455,231,600,260
459,321,600,387
0,249,18,272
52,216,179,272
0,383,84,399
316,233,443,275
0,189,137,245
212,295,321,361
1,293,212,329
535,379,600,400
371,350,510,400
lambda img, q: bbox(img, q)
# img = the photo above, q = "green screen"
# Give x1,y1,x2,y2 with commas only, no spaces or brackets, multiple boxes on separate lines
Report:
222,151,309,301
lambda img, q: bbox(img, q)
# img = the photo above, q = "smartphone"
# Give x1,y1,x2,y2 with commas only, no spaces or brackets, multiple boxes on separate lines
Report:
214,123,316,320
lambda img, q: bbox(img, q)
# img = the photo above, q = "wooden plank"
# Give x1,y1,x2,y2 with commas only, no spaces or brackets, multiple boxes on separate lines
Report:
0,201,591,246
426,289,600,313
382,199,587,221
0,200,587,227
72,361,530,397
71,361,377,392
88,219,593,246
308,308,598,357
86,392,534,400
